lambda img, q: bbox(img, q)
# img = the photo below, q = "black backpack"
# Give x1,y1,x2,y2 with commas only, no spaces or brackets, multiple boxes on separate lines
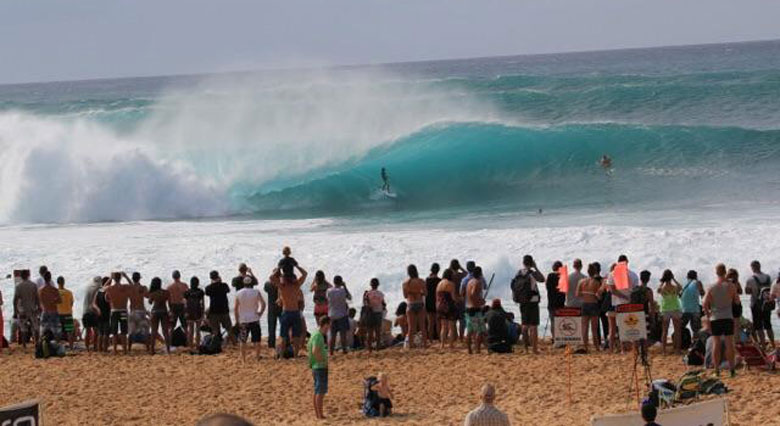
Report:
171,326,187,347
199,334,222,355
511,271,533,304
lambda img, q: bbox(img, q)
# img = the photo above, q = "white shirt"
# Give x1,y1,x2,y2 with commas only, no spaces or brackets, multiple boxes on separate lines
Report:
235,288,262,324
35,277,46,290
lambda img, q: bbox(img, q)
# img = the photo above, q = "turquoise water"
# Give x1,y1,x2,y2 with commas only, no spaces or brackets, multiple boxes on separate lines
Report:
2,40,780,223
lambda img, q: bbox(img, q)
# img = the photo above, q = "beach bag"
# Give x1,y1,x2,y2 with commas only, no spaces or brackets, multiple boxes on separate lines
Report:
362,376,380,417
700,378,728,396
651,380,676,408
199,334,222,355
676,370,703,401
171,326,187,347
511,271,533,304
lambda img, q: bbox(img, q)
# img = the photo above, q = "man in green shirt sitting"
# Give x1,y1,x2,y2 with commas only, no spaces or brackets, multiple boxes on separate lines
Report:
308,316,331,420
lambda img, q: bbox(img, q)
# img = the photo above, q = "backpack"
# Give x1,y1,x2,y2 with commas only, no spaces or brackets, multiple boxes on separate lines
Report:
171,327,187,347
676,370,703,401
362,376,380,417
198,334,222,355
511,271,534,304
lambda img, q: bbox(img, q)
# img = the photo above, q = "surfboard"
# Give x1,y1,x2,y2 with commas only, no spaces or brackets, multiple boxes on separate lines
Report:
382,189,397,199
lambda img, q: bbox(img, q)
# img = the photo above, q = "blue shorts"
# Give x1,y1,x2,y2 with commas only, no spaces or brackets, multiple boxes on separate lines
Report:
312,368,328,395
280,311,302,339
331,316,349,334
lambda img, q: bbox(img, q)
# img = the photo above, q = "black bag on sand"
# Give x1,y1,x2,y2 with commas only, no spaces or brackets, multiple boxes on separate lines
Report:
198,334,223,355
171,327,187,347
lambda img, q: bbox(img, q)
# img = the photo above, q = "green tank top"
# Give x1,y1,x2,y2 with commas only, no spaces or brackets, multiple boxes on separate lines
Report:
660,289,681,313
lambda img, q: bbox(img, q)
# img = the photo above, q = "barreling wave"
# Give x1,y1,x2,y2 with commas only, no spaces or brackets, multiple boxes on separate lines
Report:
242,121,780,216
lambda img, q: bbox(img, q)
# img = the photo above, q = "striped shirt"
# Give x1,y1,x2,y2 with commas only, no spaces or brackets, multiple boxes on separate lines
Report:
464,403,510,426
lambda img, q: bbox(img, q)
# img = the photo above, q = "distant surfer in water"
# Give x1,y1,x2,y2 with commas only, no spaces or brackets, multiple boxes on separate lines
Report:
599,155,613,176
381,167,391,192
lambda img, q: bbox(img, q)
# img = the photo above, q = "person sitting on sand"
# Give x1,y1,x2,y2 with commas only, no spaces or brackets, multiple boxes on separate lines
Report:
576,262,604,353
465,267,487,354
394,302,408,344
308,316,330,420
485,299,512,353
436,268,458,349
234,276,266,362
376,372,394,417
464,383,510,426
402,264,427,349
147,277,171,354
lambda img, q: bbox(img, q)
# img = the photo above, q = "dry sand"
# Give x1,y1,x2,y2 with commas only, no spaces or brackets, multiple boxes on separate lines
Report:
1,342,778,425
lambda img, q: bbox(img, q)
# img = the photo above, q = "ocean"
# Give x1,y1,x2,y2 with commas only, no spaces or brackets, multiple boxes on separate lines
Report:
2,40,780,335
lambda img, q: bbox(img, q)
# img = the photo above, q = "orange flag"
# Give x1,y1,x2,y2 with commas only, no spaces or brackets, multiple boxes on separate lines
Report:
557,265,569,293
613,262,629,290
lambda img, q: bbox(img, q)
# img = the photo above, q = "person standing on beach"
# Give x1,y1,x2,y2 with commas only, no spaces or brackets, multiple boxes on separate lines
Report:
449,259,467,340
402,264,428,349
14,269,40,349
726,269,744,340
92,277,112,352
270,264,308,356
231,263,257,292
308,316,330,420
436,268,458,349
658,270,683,355
425,263,441,341
363,278,386,353
234,277,266,362
310,271,331,326
147,277,171,354
465,267,487,354
167,270,188,332
38,271,62,341
205,271,233,345
184,276,205,350
82,276,103,352
703,263,739,377
576,263,604,353
745,260,775,348
56,276,75,349
264,277,281,349
566,259,585,308
326,275,351,355
127,272,150,353
35,265,49,290
680,270,705,337
464,383,510,426
546,261,566,341
513,255,545,354
105,272,132,355
606,255,639,353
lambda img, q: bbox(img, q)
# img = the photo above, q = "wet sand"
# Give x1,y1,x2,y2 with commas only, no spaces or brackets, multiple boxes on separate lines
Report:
0,342,777,425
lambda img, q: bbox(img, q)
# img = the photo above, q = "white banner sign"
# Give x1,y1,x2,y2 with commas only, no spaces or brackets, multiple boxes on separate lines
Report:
616,304,647,342
592,398,727,426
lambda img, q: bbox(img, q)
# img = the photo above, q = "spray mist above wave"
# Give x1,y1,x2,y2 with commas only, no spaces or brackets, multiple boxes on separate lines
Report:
0,69,500,224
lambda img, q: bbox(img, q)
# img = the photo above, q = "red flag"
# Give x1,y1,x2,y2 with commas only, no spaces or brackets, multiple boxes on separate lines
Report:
613,262,629,290
557,265,569,293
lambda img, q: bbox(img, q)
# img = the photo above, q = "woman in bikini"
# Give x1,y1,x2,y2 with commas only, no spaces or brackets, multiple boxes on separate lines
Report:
576,262,605,353
436,268,458,349
147,277,171,354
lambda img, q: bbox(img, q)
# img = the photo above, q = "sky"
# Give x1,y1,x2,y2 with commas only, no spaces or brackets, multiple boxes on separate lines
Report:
1,0,780,84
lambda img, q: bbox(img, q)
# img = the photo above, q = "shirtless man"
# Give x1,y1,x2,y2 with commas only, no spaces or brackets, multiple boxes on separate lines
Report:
105,272,132,355
38,271,62,341
576,262,605,353
402,264,427,349
269,264,308,357
168,270,189,330
466,267,487,354
127,272,150,353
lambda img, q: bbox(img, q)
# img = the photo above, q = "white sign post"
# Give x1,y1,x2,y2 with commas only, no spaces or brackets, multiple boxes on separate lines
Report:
554,308,583,346
616,304,646,342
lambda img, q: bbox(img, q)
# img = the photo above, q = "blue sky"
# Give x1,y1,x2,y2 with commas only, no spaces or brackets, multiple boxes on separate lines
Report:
1,0,779,84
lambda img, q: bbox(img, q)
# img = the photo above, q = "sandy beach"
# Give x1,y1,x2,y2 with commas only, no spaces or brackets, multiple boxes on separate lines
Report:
1,341,778,425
